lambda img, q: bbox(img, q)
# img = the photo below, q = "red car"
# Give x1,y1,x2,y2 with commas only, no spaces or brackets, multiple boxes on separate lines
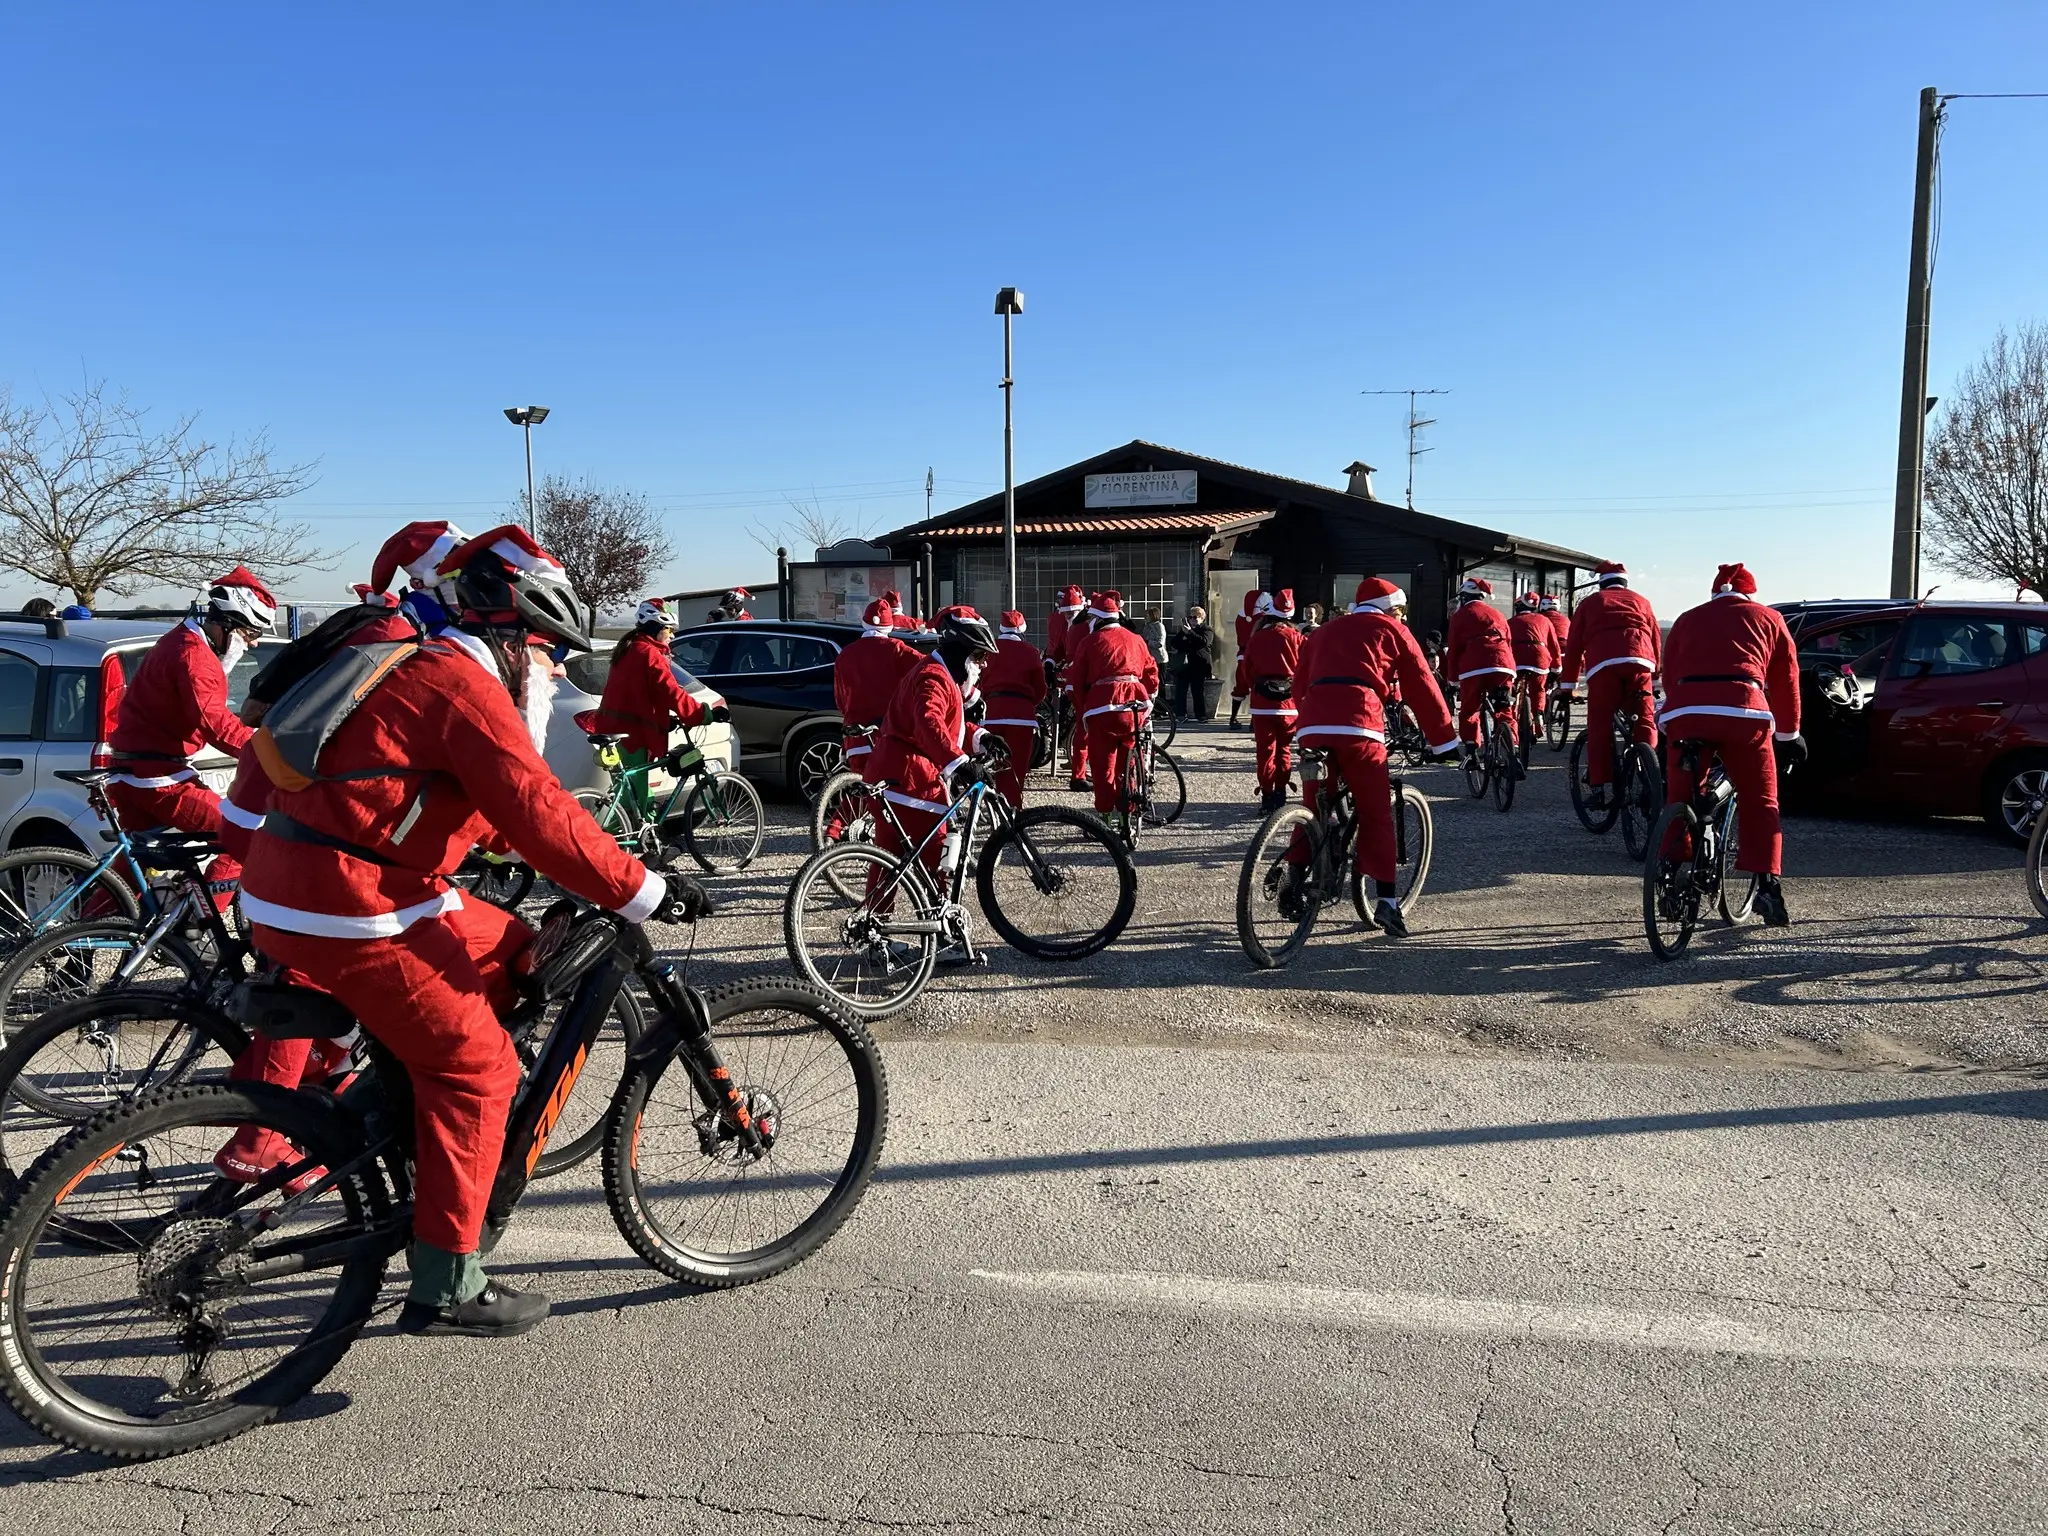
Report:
1790,601,2048,842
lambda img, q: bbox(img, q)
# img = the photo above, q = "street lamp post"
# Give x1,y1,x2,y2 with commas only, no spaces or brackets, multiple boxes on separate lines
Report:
994,288,1024,615
503,405,551,533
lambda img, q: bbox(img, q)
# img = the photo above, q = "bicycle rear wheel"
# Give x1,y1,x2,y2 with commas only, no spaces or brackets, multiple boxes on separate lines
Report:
1516,694,1536,770
810,770,884,898
1153,707,1178,750
783,843,938,1019
977,806,1136,960
1569,732,1619,833
1617,744,1663,862
1238,805,1323,968
0,1082,389,1460
1142,748,1187,826
0,848,140,954
0,921,207,1053
1546,693,1571,751
1715,799,1759,924
604,978,886,1289
2029,805,2048,922
570,786,636,843
1644,803,1703,961
1491,718,1517,812
677,770,765,874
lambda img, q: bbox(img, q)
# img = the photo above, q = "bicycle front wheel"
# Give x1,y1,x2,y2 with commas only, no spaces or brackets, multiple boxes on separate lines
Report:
1491,718,1517,812
604,978,886,1289
1516,694,1536,770
1644,803,1703,961
1569,732,1619,833
1238,805,1322,968
1618,744,1664,862
0,1082,389,1460
1463,741,1488,799
677,770,765,874
1142,748,1188,826
977,805,1137,960
0,848,140,954
0,920,207,1053
784,842,937,1019
1546,694,1571,751
1716,799,1760,924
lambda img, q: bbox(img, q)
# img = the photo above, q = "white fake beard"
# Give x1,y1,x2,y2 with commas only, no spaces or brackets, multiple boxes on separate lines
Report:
521,656,558,756
963,657,983,691
222,633,251,672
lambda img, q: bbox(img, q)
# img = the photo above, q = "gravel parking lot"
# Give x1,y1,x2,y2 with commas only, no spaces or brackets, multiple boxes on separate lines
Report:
677,719,2048,1074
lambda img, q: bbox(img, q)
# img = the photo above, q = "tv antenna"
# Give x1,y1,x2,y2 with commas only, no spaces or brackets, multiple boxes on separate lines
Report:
1362,388,1450,508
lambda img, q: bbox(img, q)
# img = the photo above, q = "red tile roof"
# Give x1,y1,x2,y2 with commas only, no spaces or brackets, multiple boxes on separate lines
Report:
914,508,1275,540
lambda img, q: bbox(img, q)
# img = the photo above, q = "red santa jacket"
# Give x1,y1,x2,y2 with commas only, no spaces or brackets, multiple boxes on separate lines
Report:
1542,608,1571,659
869,654,985,814
592,633,708,756
1295,611,1458,753
239,632,661,937
1067,622,1159,728
1445,601,1516,684
979,637,1047,728
1046,607,1085,675
1509,610,1561,675
833,631,924,759
1561,587,1661,689
108,620,252,782
1243,620,1304,718
1658,594,1801,741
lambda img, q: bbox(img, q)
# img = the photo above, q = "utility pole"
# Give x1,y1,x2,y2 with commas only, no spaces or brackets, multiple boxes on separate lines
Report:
995,288,1025,613
1362,388,1450,508
1891,86,1943,600
925,466,934,524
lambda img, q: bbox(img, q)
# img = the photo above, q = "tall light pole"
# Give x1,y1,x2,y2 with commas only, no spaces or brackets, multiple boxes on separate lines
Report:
504,405,551,534
994,288,1024,614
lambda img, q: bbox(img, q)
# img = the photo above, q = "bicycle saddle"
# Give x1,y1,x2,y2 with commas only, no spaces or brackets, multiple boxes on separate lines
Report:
228,975,358,1040
53,768,110,787
130,828,221,867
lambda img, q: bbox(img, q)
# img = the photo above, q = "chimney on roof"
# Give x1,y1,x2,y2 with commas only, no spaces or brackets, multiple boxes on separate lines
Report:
1344,461,1378,499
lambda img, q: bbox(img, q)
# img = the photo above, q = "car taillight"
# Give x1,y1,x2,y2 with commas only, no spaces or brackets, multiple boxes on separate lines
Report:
90,652,126,771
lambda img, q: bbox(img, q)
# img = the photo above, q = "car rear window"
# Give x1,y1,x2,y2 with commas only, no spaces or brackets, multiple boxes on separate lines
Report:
1895,615,2022,677
45,667,95,741
564,654,610,695
0,651,35,739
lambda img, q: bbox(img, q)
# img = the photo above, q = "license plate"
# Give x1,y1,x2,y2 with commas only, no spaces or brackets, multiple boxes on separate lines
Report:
198,766,236,795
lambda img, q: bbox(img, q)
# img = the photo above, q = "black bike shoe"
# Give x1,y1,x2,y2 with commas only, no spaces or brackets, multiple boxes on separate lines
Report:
399,1280,550,1339
1585,786,1610,810
1754,884,1790,928
1374,898,1410,939
1068,777,1090,793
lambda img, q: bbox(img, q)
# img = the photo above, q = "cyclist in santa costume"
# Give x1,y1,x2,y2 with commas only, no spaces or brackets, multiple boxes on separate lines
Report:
1657,562,1804,926
980,610,1048,807
1291,579,1459,936
834,596,924,782
1560,560,1662,809
1244,588,1303,813
1509,590,1562,727
1444,577,1521,768
867,607,1000,865
240,524,701,1339
1227,587,1265,731
592,596,723,818
1064,590,1159,823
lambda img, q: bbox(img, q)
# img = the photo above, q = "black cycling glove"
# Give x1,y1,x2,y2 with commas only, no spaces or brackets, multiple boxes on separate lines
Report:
707,704,731,723
1776,732,1808,770
950,757,990,791
652,874,715,924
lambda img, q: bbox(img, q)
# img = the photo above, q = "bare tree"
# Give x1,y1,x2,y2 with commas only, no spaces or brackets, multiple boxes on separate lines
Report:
529,473,675,613
747,494,873,561
1925,323,2048,595
0,383,322,607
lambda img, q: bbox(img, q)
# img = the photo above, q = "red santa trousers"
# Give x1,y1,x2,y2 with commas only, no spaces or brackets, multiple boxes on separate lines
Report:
1251,713,1296,796
251,898,529,1254
1660,717,1783,876
1084,709,1138,816
1455,675,1516,750
1064,699,1089,783
986,723,1036,809
1582,663,1658,786
1287,740,1400,882
106,778,244,894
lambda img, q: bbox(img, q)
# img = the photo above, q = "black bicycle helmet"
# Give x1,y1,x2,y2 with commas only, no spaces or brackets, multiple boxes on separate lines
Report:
439,524,596,653
933,605,999,658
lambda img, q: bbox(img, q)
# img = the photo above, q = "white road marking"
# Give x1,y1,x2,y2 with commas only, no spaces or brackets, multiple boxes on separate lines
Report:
967,1268,2048,1374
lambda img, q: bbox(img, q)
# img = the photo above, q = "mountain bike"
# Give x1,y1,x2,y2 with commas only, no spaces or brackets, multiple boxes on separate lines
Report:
1107,702,1185,849
1544,679,1572,751
1030,676,1076,780
1385,703,1431,769
785,773,1136,1018
1462,686,1521,812
1569,703,1662,859
1237,750,1433,968
0,907,886,1460
573,722,763,874
1642,739,1760,960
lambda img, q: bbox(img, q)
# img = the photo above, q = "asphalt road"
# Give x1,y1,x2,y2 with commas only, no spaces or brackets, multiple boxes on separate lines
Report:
5,720,2047,1531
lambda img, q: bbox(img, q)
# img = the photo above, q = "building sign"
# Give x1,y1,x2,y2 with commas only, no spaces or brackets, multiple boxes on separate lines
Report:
789,562,915,622
1084,470,1198,509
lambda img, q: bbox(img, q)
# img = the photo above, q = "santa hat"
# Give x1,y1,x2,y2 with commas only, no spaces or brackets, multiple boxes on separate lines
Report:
1517,590,1541,610
1595,561,1628,588
1538,593,1561,611
861,597,896,636
1087,589,1124,623
1259,588,1295,619
1055,584,1085,613
206,565,279,629
1352,577,1406,614
999,609,1027,639
882,588,903,607
1712,563,1757,597
1457,576,1493,602
1242,589,1265,618
437,524,566,580
370,521,467,595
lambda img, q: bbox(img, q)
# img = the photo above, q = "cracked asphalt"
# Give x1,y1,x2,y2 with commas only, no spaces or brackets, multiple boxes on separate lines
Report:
6,722,2048,1532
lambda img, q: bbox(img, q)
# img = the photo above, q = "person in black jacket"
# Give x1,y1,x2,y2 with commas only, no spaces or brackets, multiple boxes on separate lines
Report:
1171,606,1217,720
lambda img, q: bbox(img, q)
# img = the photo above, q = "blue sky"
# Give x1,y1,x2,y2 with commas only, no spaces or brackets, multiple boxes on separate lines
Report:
3,3,2044,618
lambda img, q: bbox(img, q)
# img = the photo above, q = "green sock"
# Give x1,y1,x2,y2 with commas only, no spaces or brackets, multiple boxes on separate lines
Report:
408,1241,487,1308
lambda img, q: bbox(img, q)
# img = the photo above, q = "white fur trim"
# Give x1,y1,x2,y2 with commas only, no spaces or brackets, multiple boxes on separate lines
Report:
615,867,665,924
1713,590,1754,601
1082,700,1150,722
219,798,265,830
437,626,499,676
409,529,462,585
1585,655,1657,679
1085,607,1120,622
1248,706,1298,717
109,768,199,789
1457,665,1516,681
860,625,893,638
1295,724,1386,742
1515,664,1548,673
985,717,1039,729
1773,730,1800,741
489,537,565,575
1427,737,1460,755
241,887,463,938
1658,703,1774,725
941,753,969,779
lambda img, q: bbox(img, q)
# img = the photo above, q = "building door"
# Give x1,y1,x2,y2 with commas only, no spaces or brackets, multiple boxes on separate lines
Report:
1209,569,1260,690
